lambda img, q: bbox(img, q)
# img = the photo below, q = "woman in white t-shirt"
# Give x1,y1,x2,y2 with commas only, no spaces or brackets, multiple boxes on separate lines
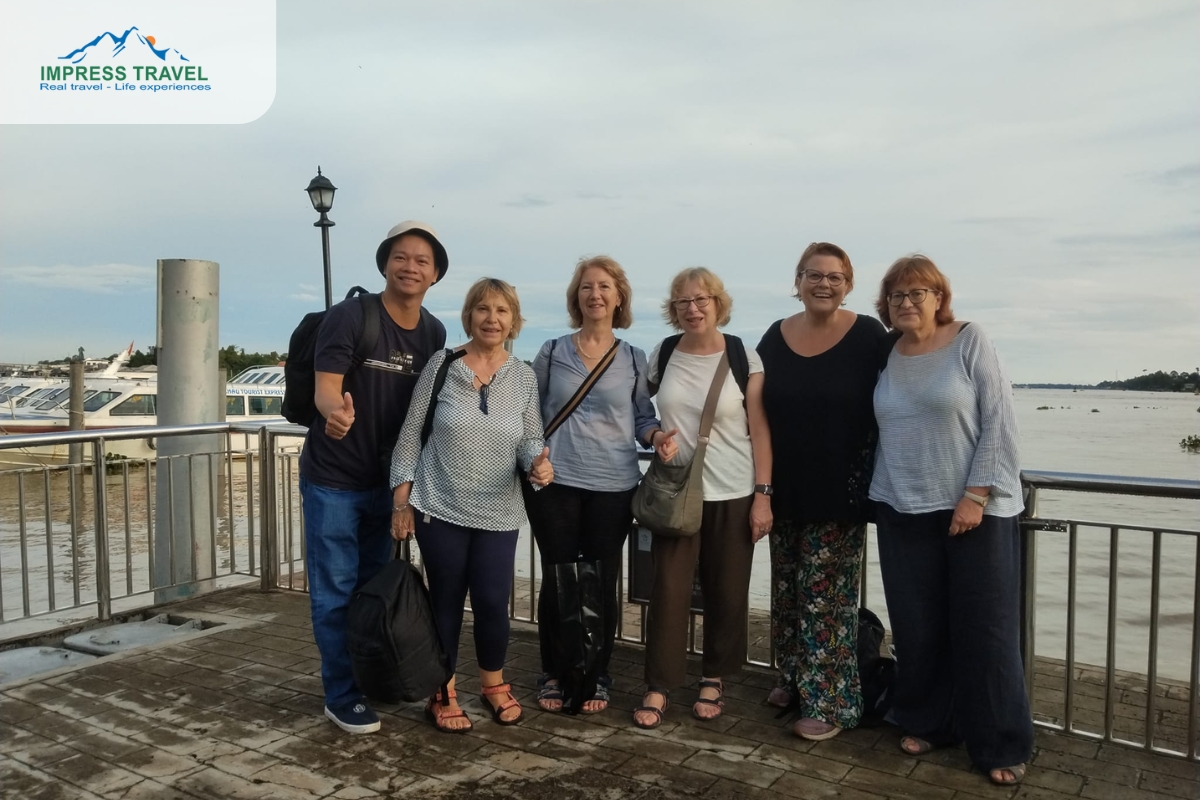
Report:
632,267,774,729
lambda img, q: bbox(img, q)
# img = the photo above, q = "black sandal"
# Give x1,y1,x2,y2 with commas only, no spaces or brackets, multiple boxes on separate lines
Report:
536,675,563,712
633,688,670,729
692,679,724,721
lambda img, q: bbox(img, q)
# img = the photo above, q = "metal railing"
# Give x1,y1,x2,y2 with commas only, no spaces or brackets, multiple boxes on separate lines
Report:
1,425,1196,762
1021,470,1200,761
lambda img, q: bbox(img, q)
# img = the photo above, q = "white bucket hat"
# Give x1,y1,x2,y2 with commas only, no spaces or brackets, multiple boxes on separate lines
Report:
375,221,448,282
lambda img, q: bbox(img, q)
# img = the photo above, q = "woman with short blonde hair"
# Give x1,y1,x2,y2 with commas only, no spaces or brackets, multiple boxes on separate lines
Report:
391,277,552,733
529,255,670,714
633,266,772,729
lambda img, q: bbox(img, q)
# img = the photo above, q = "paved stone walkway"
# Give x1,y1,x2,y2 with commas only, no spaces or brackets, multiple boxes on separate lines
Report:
1,588,1197,799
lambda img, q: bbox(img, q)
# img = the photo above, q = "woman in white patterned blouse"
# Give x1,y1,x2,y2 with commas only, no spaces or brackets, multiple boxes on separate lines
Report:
390,278,553,733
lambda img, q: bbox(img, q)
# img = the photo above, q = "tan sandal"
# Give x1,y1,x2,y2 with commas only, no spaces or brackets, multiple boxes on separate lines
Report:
425,688,472,734
989,764,1026,786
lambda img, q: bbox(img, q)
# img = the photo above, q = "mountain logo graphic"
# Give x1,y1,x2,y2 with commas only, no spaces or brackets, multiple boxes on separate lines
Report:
60,26,189,65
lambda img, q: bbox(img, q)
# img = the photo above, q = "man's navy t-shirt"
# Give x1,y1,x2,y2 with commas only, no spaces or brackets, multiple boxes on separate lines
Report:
299,296,446,490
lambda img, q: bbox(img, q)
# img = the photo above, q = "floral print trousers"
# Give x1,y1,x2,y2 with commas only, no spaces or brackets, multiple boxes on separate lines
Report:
769,519,866,728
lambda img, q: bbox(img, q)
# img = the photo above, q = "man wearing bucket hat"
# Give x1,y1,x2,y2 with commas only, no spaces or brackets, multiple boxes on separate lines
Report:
299,221,448,734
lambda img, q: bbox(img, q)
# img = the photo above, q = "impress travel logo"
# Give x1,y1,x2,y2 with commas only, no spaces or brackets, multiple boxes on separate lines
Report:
2,0,275,124
41,26,213,94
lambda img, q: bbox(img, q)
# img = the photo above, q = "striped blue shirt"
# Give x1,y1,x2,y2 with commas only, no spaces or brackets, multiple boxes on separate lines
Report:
869,323,1023,517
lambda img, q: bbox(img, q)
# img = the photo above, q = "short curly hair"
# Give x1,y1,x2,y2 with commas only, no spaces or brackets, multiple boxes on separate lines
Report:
661,267,732,330
461,277,525,341
875,255,956,329
566,256,634,329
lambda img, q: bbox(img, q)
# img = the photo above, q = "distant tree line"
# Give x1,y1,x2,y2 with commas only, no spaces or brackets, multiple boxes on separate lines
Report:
126,345,287,377
1095,370,1200,392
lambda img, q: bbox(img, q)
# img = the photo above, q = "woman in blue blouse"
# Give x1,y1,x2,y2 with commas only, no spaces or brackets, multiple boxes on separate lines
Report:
870,255,1032,786
529,256,677,714
390,278,553,733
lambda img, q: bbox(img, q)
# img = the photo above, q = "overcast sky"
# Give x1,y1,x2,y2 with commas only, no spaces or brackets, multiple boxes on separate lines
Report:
2,1,1197,383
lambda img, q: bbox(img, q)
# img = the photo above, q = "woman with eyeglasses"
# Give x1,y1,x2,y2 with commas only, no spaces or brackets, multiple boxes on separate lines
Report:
756,242,889,741
870,255,1031,786
390,277,553,733
632,267,773,730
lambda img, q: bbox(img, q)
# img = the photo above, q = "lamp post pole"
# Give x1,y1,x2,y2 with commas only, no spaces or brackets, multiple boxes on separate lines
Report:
305,167,338,310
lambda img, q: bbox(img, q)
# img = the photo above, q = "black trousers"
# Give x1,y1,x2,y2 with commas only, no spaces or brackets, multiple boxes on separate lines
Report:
875,504,1034,771
527,482,635,681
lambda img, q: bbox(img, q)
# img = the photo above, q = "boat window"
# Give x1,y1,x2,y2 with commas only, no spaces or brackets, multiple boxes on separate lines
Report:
249,396,282,415
270,373,285,384
110,393,157,416
83,391,121,412
251,373,269,384
0,385,29,397
226,395,246,416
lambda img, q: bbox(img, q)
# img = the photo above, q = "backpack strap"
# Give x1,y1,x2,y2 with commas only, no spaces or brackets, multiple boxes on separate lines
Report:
722,334,750,410
649,334,683,397
352,290,382,368
543,339,620,439
420,349,466,448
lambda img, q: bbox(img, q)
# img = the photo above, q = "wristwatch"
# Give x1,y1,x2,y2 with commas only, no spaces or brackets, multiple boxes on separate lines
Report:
963,491,988,508
754,484,774,496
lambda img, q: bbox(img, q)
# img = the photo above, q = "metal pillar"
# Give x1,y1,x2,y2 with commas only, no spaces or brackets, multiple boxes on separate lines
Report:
154,259,220,600
316,212,335,310
68,360,84,464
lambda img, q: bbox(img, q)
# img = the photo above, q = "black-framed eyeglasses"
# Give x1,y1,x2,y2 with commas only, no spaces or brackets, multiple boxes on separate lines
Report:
671,295,713,311
886,289,936,307
802,269,846,287
479,383,490,415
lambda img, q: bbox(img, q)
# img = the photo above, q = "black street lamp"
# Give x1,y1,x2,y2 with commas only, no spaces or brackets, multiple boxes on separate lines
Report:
305,166,338,309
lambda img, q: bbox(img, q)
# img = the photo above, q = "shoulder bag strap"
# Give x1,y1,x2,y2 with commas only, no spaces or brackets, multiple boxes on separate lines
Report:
697,351,731,446
420,349,466,448
543,339,620,439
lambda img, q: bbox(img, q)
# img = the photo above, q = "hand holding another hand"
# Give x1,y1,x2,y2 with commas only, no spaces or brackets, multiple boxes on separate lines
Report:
949,497,983,536
529,447,554,487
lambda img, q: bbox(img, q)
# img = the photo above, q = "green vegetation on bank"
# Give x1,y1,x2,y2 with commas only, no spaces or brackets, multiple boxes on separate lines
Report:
126,345,286,377
1015,370,1199,392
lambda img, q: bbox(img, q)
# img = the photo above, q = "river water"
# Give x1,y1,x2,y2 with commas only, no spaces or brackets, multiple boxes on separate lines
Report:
1,389,1197,680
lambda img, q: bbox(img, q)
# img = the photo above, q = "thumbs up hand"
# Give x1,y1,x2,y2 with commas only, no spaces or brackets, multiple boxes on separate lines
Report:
325,392,355,440
529,446,554,487
653,428,680,463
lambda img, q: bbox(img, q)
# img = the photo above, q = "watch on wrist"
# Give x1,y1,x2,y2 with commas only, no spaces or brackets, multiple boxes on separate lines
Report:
754,484,774,496
963,491,988,508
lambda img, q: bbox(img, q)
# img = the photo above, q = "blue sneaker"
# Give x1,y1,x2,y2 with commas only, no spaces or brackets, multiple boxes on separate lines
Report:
324,701,380,734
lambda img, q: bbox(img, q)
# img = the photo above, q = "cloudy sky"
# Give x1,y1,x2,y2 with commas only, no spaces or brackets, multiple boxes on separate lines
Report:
2,1,1197,383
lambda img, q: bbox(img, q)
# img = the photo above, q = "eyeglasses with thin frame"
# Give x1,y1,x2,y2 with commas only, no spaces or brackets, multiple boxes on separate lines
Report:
801,269,846,288
886,288,937,307
671,295,713,311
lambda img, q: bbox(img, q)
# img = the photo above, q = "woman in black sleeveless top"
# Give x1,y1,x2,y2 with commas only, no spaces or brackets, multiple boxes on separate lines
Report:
757,242,888,741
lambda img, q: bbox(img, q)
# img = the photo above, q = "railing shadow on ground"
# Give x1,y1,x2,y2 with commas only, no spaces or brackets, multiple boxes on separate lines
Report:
0,421,1197,762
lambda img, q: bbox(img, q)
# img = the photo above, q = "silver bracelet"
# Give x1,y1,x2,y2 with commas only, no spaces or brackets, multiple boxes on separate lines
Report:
392,503,410,514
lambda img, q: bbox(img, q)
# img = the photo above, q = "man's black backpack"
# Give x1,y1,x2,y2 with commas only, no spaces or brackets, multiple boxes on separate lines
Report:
651,333,750,407
281,287,381,426
346,541,451,703
858,607,896,723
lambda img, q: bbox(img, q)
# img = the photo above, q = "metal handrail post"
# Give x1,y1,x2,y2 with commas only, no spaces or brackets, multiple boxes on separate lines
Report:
258,426,278,590
91,438,112,621
1020,485,1039,697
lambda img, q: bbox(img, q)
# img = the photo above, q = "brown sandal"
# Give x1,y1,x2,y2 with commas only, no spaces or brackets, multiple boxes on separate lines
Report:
989,764,1026,786
481,682,523,726
692,679,724,721
425,688,472,734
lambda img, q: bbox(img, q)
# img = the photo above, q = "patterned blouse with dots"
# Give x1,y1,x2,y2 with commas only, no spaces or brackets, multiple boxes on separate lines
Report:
390,348,546,531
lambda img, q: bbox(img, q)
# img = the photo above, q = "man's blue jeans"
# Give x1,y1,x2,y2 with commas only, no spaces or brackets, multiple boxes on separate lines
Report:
300,476,394,709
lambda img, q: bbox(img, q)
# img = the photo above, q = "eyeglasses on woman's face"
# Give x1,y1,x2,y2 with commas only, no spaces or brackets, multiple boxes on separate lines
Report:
886,288,937,307
671,295,713,311
801,269,846,287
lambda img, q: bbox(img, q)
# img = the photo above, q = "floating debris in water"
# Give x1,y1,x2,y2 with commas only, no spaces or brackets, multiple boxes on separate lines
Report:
1181,435,1200,453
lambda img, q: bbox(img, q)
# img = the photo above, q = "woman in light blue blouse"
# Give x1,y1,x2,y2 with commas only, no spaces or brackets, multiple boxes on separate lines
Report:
391,278,552,733
528,255,676,714
869,255,1032,787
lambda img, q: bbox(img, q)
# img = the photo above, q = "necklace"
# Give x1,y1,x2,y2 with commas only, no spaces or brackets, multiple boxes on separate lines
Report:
574,332,614,360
